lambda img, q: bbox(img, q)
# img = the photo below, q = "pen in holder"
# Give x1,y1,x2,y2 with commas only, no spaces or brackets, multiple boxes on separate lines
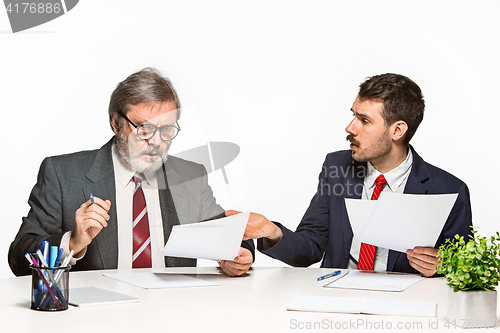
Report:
30,263,70,311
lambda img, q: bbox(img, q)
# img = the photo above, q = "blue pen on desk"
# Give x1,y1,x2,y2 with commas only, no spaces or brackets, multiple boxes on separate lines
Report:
317,270,341,281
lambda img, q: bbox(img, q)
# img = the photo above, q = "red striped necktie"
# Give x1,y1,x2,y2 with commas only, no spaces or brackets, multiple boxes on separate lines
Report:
357,174,387,271
132,173,152,268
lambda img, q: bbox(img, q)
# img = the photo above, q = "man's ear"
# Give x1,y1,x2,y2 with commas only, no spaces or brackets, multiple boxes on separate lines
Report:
111,112,119,134
391,120,408,142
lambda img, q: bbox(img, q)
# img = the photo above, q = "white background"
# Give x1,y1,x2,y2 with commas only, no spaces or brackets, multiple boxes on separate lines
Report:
1,0,498,278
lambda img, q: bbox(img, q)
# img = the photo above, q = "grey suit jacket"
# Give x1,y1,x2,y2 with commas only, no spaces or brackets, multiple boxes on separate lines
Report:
9,138,254,276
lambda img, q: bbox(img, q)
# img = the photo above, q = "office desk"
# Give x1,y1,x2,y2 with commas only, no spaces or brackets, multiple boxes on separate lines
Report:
1,267,495,332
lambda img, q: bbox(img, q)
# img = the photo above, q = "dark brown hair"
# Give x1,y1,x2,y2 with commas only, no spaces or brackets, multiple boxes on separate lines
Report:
358,73,424,144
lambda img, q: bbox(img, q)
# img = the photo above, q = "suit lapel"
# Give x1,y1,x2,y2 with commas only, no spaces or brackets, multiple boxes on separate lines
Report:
401,146,430,194
160,160,190,224
387,146,429,271
342,159,365,265
83,138,118,269
158,162,196,267
158,163,181,241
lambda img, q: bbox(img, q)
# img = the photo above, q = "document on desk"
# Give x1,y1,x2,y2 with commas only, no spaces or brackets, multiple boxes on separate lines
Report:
104,272,220,289
346,193,458,252
159,211,249,261
287,295,436,317
69,286,140,307
324,271,424,292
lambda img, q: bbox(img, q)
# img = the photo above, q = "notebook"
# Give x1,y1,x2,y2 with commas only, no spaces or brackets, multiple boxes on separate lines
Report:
69,286,140,307
287,295,436,317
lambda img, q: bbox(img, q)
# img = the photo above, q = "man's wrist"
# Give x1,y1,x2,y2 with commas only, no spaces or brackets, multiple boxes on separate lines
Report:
265,223,283,246
269,226,283,241
69,234,85,255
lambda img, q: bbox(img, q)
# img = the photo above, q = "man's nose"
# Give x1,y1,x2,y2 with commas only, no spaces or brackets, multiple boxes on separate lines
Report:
345,118,356,136
146,130,163,146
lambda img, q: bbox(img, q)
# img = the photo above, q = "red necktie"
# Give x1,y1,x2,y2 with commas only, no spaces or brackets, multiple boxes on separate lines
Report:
132,173,152,268
357,174,387,271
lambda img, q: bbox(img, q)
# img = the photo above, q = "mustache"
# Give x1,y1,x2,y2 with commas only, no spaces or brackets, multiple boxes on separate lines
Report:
138,145,163,155
346,135,359,146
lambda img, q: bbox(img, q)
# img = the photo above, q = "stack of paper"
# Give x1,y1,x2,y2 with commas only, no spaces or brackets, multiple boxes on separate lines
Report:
345,193,458,252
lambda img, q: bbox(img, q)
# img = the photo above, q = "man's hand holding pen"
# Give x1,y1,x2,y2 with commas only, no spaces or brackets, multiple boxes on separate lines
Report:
70,194,111,255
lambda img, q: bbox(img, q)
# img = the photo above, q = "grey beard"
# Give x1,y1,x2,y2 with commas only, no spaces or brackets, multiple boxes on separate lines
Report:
115,130,168,172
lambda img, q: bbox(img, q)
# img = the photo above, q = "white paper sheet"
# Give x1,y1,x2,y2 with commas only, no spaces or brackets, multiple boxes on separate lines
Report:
324,271,424,292
69,286,140,306
364,297,436,317
288,295,364,314
345,193,458,252
345,199,378,237
104,272,220,289
287,295,436,317
159,212,249,261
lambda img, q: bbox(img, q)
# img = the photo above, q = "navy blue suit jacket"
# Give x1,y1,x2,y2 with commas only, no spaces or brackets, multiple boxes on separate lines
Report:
259,147,472,274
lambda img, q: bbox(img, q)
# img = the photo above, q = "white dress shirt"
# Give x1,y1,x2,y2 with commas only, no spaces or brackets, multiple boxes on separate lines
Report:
112,143,166,269
347,149,413,271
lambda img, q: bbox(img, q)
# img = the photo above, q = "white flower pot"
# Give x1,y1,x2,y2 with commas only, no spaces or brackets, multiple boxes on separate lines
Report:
447,288,497,328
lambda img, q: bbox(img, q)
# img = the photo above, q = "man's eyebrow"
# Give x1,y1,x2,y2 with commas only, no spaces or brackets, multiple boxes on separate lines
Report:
350,108,371,119
137,117,176,126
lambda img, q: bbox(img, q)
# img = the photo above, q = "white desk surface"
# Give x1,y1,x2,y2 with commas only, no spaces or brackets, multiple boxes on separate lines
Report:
1,267,497,332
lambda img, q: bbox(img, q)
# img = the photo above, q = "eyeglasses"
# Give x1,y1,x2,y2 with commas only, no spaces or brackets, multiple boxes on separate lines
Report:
120,112,181,142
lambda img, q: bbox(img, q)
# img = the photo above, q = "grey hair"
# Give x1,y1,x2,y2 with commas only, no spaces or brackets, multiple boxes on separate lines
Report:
108,67,181,132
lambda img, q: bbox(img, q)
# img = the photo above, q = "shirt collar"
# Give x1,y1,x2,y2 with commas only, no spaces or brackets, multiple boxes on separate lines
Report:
111,142,155,188
366,148,413,192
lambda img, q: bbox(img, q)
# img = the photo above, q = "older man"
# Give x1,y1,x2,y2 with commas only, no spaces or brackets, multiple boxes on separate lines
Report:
9,67,254,276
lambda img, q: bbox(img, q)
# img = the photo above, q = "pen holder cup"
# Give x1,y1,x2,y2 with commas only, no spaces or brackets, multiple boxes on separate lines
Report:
30,264,70,311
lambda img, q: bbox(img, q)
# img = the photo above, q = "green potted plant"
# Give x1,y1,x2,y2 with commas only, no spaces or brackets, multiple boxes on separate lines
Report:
437,229,500,329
